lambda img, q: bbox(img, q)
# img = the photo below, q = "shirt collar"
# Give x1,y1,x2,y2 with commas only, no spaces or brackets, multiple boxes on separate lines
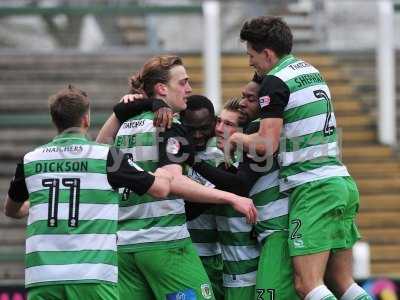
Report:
52,131,89,142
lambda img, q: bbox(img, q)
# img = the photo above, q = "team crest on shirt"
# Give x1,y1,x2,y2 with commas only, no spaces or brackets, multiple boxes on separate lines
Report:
259,95,271,108
201,284,212,299
166,137,180,154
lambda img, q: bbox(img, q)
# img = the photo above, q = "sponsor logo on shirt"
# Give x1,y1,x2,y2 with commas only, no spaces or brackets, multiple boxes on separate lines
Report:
259,95,271,108
293,238,304,248
166,137,180,155
122,119,145,129
166,288,196,300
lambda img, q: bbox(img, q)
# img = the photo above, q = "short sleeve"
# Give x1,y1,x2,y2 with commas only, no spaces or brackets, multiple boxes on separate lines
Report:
106,147,155,195
258,75,290,119
113,99,153,123
158,124,194,167
8,160,29,202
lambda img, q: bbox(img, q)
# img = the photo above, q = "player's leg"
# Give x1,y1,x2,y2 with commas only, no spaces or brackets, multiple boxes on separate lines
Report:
325,177,371,300
136,243,215,300
201,254,224,300
118,251,155,300
28,284,65,300
65,283,118,300
288,178,349,299
292,252,333,299
256,231,299,300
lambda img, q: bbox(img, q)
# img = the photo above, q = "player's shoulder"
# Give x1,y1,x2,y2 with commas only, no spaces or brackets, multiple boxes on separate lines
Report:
169,122,190,137
244,120,260,134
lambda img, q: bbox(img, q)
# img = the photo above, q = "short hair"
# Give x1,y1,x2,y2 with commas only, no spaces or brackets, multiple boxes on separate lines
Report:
48,85,90,132
129,55,183,97
223,97,241,112
181,94,215,118
240,16,293,57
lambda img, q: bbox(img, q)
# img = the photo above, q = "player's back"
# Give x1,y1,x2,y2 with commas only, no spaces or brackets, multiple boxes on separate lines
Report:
265,55,350,191
23,132,119,287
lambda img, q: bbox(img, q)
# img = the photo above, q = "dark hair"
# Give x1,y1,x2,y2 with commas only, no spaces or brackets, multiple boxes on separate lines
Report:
48,85,90,132
129,55,183,97
184,94,215,116
240,16,293,57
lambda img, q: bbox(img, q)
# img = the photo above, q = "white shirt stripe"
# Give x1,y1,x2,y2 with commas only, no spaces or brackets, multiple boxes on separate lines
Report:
216,216,252,233
26,263,117,285
257,229,282,243
284,84,331,111
187,214,218,230
117,225,190,246
26,234,117,253
257,197,289,222
24,145,109,164
119,199,185,221
117,119,156,136
25,172,112,193
280,142,339,167
193,242,222,257
28,203,118,225
120,145,158,162
284,113,337,139
280,165,350,191
221,245,260,262
274,61,319,82
222,271,257,287
249,170,279,197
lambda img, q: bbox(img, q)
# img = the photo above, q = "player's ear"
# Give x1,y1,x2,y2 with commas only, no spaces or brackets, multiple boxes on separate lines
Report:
155,83,168,97
82,111,90,129
264,48,277,64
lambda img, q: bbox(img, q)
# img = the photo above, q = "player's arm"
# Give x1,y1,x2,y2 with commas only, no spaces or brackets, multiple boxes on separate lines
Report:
192,161,258,196
4,161,29,219
163,164,257,223
106,147,171,198
96,113,121,144
193,122,265,196
96,97,171,144
158,126,257,223
228,75,289,156
4,196,29,219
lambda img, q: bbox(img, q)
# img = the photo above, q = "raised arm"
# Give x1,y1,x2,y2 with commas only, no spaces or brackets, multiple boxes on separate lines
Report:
96,113,121,144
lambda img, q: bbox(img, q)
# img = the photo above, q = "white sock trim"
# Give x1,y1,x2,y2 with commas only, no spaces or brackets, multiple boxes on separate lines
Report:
340,283,369,300
305,285,335,300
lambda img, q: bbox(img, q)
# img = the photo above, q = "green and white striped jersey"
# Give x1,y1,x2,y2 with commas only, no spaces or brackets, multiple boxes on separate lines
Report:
262,54,349,192
216,143,259,288
186,138,223,257
245,119,289,244
216,204,259,288
115,111,190,252
22,133,120,287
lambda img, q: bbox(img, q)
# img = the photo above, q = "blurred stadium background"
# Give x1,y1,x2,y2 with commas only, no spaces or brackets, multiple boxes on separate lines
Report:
0,0,399,297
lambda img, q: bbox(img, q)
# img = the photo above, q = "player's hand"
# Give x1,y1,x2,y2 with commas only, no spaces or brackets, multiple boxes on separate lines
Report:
224,134,237,166
120,93,144,103
230,195,258,224
154,107,173,130
154,168,174,182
